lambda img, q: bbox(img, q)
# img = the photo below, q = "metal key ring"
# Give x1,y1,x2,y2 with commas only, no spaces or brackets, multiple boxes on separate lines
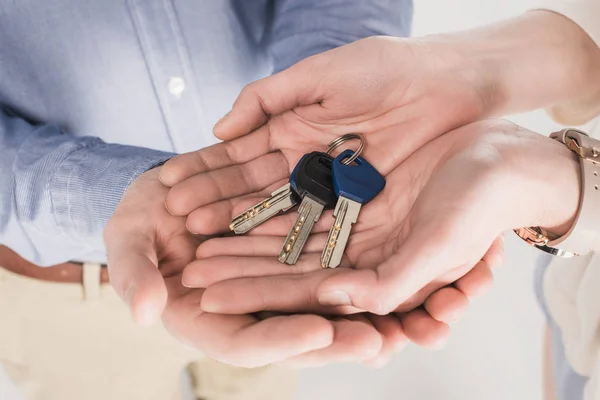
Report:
326,133,365,165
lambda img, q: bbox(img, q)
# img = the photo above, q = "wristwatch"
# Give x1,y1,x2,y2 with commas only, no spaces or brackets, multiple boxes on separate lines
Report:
514,128,600,257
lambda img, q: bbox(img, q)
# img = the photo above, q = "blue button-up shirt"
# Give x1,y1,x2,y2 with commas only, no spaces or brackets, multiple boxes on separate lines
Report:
0,0,412,265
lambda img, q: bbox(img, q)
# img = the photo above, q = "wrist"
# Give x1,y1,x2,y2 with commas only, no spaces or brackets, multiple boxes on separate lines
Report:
437,11,600,117
506,134,580,237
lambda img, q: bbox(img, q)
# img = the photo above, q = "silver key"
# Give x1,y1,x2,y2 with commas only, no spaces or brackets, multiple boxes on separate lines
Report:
229,183,298,234
277,152,338,265
278,195,325,265
320,150,386,268
320,196,361,268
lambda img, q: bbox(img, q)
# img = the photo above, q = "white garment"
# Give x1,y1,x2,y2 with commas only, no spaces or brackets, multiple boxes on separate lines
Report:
537,1,600,399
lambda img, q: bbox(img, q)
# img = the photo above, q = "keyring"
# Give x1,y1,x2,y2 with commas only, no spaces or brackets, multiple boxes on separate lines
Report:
326,133,365,165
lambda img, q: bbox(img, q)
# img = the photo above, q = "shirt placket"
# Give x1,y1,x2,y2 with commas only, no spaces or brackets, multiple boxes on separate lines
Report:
126,0,207,153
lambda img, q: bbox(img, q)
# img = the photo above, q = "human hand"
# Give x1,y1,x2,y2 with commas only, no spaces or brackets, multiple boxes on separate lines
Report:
184,228,502,365
159,35,493,223
103,168,414,368
161,9,600,220
184,120,579,317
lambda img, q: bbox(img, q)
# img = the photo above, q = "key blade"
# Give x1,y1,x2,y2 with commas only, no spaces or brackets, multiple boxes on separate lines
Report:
321,196,362,268
278,196,325,265
230,184,297,234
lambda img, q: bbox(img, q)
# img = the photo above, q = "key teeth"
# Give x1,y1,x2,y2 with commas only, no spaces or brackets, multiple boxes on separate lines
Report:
278,197,324,265
229,183,297,235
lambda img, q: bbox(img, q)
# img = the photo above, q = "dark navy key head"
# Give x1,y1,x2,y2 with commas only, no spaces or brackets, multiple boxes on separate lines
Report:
289,152,337,209
332,149,386,204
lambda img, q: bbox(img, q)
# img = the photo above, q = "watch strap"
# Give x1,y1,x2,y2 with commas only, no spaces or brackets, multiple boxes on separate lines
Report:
548,129,600,255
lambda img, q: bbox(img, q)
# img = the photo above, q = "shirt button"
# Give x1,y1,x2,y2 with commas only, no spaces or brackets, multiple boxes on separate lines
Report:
168,76,185,98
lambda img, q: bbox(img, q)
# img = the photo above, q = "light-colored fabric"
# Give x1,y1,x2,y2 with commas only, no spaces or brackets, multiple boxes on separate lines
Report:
534,2,600,399
537,0,600,125
0,265,297,400
0,0,413,267
82,262,102,301
538,0,600,47
543,254,600,400
188,359,297,400
535,255,588,400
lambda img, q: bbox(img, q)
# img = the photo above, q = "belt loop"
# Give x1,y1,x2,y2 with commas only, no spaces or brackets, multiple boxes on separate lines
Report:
82,263,102,301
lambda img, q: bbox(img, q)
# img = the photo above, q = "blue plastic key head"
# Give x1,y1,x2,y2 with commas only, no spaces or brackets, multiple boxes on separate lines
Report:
332,149,385,204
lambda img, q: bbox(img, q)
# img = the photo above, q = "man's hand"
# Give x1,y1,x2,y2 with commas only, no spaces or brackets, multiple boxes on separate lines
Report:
104,167,199,326
103,168,412,368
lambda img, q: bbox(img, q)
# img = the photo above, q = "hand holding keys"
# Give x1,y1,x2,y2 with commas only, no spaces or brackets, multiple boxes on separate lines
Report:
229,134,385,267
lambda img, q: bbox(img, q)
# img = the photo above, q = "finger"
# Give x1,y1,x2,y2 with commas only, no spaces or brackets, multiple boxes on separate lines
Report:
172,312,335,368
166,151,288,216
185,179,288,235
214,58,325,141
161,279,336,368
185,239,329,288
483,234,505,269
186,195,259,235
414,236,501,324
315,221,491,315
105,230,166,326
200,259,361,315
400,308,450,350
247,208,334,236
389,262,473,314
361,314,407,368
423,286,470,324
160,125,272,187
195,234,326,259
454,259,494,299
277,316,383,369
188,200,334,237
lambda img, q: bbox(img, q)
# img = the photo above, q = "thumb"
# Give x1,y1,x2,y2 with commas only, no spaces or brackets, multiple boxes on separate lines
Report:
105,233,167,326
214,55,326,141
316,222,486,315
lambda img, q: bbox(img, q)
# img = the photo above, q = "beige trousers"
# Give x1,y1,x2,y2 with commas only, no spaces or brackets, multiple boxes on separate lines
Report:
0,264,297,400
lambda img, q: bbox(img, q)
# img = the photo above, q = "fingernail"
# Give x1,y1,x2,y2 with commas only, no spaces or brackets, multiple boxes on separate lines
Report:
181,278,192,288
215,111,231,127
318,290,352,307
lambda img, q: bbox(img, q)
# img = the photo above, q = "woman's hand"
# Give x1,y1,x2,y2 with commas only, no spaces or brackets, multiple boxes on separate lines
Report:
160,11,598,235
160,34,492,223
185,120,580,316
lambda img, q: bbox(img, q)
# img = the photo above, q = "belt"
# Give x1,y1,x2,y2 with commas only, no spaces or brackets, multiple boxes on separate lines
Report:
0,245,110,284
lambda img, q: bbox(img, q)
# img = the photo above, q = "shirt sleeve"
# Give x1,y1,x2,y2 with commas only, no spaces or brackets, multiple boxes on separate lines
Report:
268,0,413,73
0,109,175,266
538,0,600,47
535,0,600,124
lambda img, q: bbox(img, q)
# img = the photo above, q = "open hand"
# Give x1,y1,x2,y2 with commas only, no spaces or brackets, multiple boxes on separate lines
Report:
180,120,579,318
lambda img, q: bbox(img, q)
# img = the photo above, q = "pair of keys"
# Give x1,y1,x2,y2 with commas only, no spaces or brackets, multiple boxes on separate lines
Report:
229,136,385,268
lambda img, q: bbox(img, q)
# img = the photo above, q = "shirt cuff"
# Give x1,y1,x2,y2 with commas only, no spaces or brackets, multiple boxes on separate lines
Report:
50,139,174,256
